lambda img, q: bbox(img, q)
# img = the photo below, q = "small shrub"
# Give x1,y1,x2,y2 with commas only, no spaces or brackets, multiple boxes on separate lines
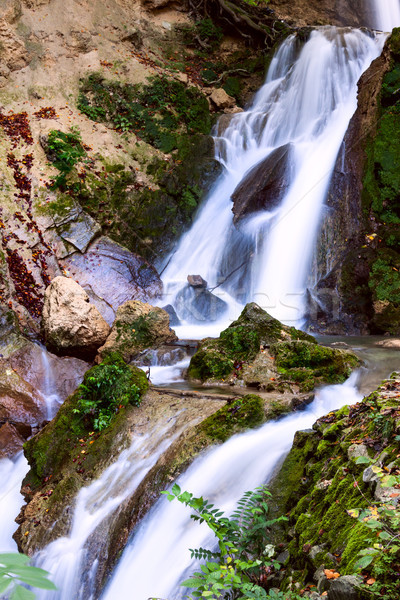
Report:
74,362,141,431
47,128,86,189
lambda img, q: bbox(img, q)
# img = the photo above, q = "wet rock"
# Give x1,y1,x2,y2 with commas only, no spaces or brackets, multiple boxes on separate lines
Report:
187,274,207,288
0,360,46,435
175,285,228,323
162,304,180,327
231,144,293,224
42,276,110,360
309,44,391,334
97,301,177,362
0,422,25,458
10,342,88,402
209,88,236,111
327,575,363,600
376,338,400,349
60,237,162,325
58,212,101,254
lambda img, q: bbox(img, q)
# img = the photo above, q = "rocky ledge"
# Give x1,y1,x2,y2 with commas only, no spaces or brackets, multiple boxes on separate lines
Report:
187,302,361,392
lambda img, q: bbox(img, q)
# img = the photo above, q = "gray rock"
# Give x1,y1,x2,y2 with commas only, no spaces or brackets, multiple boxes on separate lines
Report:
327,575,363,600
59,211,101,253
175,285,228,323
348,443,369,461
310,545,325,560
363,465,380,485
276,550,290,565
162,304,180,327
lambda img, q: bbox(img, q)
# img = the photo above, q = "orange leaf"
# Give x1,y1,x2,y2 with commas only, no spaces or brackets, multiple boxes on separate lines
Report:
366,578,376,585
324,569,340,580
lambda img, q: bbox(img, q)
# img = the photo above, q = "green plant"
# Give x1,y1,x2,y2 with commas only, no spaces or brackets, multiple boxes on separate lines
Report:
74,363,141,431
0,552,56,599
47,128,86,189
348,460,400,570
162,484,290,599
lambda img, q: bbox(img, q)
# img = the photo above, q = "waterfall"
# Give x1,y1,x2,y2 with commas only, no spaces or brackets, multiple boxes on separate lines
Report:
162,28,383,329
102,373,362,600
370,0,400,30
33,411,216,600
39,348,63,420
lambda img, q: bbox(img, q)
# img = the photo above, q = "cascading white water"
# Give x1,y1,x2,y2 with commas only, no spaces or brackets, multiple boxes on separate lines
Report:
0,454,29,552
370,0,400,30
33,413,213,600
102,373,362,600
162,28,383,328
39,348,63,420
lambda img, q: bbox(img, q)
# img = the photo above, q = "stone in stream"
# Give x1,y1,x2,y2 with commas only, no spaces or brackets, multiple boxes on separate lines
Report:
161,304,180,327
42,276,110,360
231,143,293,225
97,300,177,363
187,274,207,288
175,285,228,323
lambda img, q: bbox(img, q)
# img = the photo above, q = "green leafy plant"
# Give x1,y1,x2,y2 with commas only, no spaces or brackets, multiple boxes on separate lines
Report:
47,128,86,190
162,484,292,600
77,73,210,153
0,552,56,599
74,363,141,431
348,454,400,570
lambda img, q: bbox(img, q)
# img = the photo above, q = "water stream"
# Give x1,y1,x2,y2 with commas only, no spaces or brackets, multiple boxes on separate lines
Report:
162,27,383,327
102,373,362,600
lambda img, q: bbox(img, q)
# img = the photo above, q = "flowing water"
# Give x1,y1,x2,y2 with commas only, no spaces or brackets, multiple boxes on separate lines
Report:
102,373,362,600
162,28,383,327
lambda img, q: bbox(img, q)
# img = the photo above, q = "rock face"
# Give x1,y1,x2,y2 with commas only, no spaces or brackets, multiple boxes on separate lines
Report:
42,276,110,360
231,144,293,224
268,0,367,27
0,359,46,438
175,285,228,323
97,301,177,362
268,375,400,596
0,422,25,458
60,237,163,325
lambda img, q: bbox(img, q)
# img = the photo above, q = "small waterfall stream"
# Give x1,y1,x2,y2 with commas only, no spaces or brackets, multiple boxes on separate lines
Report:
102,374,361,600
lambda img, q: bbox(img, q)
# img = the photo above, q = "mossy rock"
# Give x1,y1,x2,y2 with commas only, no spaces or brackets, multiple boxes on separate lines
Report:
187,303,359,389
23,354,147,488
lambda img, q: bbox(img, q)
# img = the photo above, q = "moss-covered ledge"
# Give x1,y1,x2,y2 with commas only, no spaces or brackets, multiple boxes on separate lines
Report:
267,374,400,598
187,303,361,392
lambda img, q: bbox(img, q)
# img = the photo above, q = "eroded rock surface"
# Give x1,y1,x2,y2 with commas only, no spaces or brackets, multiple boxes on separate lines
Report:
42,276,110,359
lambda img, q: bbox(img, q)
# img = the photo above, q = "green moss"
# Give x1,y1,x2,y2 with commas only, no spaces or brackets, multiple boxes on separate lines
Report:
199,394,264,443
187,341,234,381
23,354,147,487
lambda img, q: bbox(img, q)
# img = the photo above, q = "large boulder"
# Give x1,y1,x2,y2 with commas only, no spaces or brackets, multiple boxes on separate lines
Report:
175,285,228,323
97,301,177,362
60,237,163,325
42,277,110,360
231,143,293,225
187,303,360,388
